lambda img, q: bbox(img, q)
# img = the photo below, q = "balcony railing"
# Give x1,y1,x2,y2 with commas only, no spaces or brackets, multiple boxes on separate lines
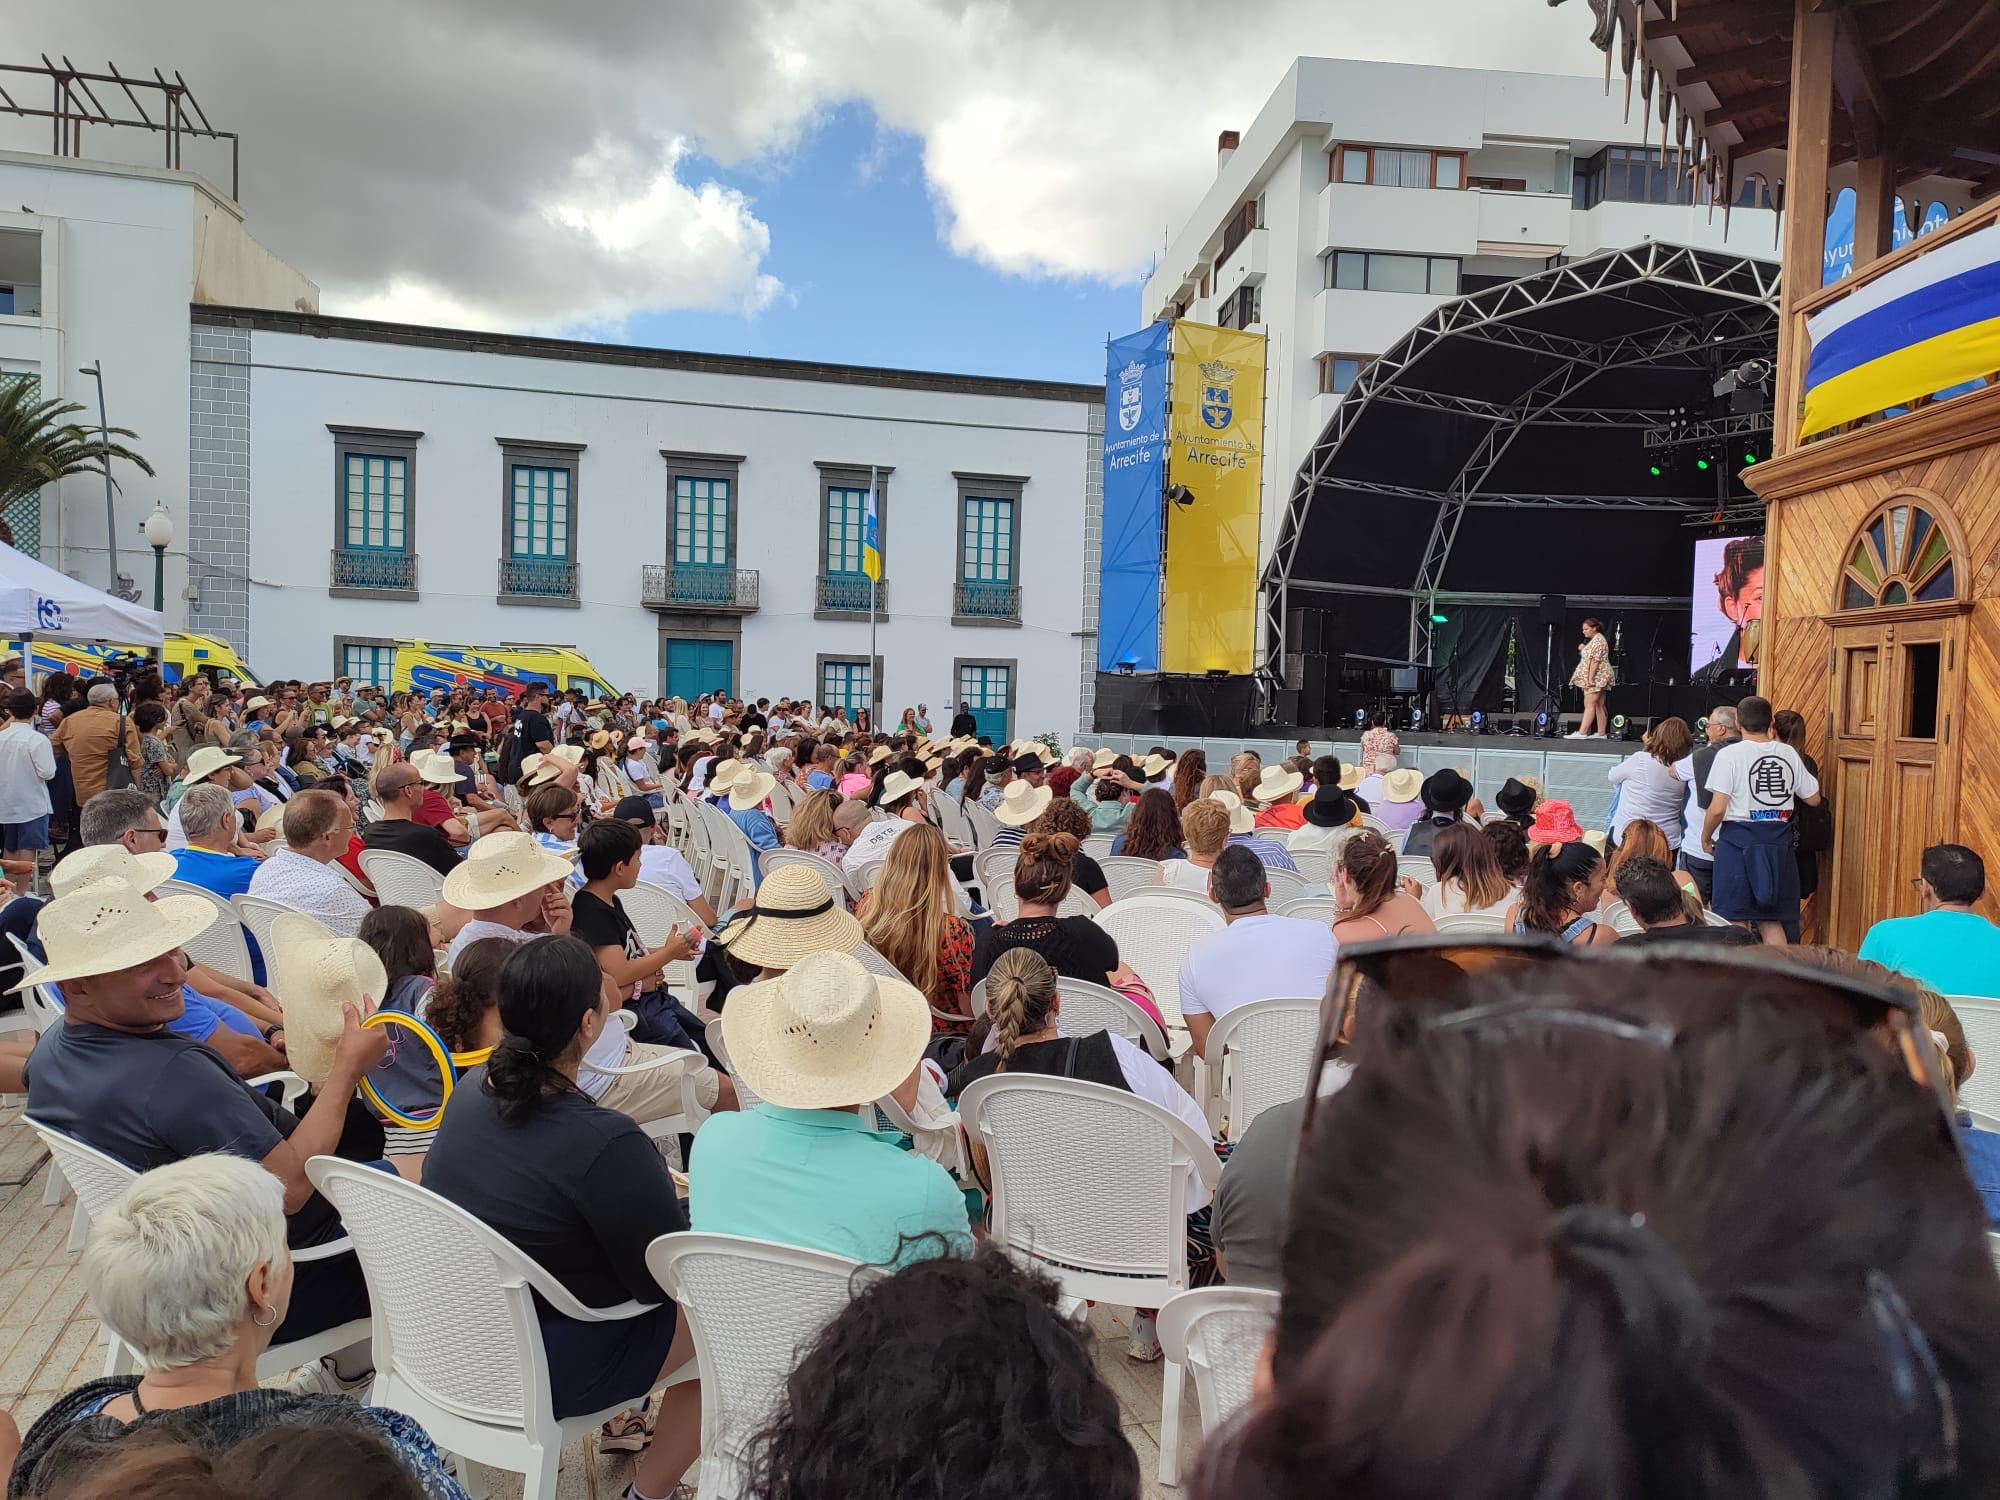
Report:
954,579,1020,620
498,555,578,602
816,573,887,613
642,563,761,613
329,547,416,594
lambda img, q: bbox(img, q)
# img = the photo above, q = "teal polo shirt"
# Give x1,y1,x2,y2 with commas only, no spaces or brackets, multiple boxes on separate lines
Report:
689,1104,973,1267
1859,909,2000,1000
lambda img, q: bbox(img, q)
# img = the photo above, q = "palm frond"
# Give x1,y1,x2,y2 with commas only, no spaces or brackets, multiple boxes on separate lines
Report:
0,377,155,510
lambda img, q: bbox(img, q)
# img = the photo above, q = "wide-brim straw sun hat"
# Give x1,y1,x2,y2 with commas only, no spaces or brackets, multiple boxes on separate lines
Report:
706,758,747,795
728,769,777,811
256,803,288,834
1140,753,1175,778
868,745,893,766
995,779,1053,827
1382,768,1424,803
411,751,461,786
1091,747,1118,771
878,768,923,806
440,830,576,911
183,745,242,782
49,844,176,901
268,912,389,1085
1254,765,1303,803
1207,789,1254,836
721,949,932,1110
12,877,215,992
716,864,863,969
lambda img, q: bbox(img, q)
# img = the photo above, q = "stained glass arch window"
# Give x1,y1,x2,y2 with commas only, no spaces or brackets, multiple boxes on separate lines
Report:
1838,498,1959,611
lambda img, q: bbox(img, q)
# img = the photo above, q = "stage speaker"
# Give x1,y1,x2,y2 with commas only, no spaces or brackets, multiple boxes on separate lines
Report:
1273,688,1301,724
1538,594,1568,625
1286,607,1331,656
1298,652,1330,726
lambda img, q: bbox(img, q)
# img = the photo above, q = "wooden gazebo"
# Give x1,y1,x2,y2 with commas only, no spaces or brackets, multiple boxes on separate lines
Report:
1555,0,2000,945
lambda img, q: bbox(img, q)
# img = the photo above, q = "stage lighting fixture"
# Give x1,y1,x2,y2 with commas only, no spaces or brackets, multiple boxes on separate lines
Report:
1115,660,1137,676
1204,668,1230,680
1695,715,1710,736
1648,465,1663,477
1352,708,1367,729
1469,709,1486,734
1611,713,1633,741
1534,710,1554,738
1429,610,1449,624
1742,451,1758,465
1696,457,1712,471
1165,484,1196,510
1408,708,1426,732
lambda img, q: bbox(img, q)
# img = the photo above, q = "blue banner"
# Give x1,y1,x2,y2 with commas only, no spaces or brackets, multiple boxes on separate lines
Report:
1823,186,1951,286
1098,323,1169,673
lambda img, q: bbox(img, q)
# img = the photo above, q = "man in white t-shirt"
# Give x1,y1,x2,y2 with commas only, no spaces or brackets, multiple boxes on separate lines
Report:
842,770,926,869
1700,696,1820,945
1178,846,1336,1058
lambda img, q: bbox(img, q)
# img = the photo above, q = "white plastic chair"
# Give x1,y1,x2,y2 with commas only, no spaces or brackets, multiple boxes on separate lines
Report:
1097,855,1162,903
1093,895,1224,1027
32,1120,362,1379
646,1233,875,1500
1055,886,1100,919
1434,911,1508,935
1081,833,1115,862
1702,907,1736,928
154,879,255,981
843,859,885,904
1195,997,1321,1138
850,941,910,985
1396,855,1437,892
357,847,448,909
1261,867,1308,904
964,800,1003,850
957,1074,1222,1488
759,848,847,908
619,881,704,997
931,794,974,850
974,848,1019,921
1604,899,1643,936
1051,976,1173,1060
307,1156,691,1500
1156,1287,1280,1450
1952,997,2000,1117
592,1013,708,1142
1285,844,1333,887
1276,894,1339,924
232,892,305,962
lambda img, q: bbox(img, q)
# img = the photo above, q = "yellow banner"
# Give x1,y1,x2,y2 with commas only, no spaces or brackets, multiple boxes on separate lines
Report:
1163,323,1265,675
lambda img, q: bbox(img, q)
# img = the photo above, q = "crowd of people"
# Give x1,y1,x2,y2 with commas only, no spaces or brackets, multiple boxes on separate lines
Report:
2,662,1998,1499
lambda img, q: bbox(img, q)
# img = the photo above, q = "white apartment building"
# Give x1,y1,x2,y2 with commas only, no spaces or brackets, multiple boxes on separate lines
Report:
0,145,1101,744
1142,58,1781,581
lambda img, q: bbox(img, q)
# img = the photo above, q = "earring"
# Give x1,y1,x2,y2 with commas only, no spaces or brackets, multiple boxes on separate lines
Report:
251,1302,278,1328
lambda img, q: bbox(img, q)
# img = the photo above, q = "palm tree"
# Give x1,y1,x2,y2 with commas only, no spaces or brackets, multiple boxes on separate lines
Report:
0,376,154,513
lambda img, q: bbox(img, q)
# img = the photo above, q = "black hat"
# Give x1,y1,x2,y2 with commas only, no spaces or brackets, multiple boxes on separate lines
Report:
611,795,656,826
1010,752,1043,775
1420,768,1474,814
446,733,482,753
1302,784,1360,829
981,754,1011,774
1496,777,1538,817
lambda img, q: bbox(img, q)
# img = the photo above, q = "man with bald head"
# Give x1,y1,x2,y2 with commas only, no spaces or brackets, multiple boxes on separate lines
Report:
358,761,460,877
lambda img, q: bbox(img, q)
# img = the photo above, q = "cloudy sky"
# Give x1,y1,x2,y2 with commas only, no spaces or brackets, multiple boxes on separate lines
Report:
26,1,1594,380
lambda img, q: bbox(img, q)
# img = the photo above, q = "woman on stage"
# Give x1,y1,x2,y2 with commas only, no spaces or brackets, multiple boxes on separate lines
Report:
1567,617,1612,739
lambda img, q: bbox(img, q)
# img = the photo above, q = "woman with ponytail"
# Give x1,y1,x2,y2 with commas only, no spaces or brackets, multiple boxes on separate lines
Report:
1508,837,1615,948
423,936,702,1497
1331,831,1434,947
970,830,1137,995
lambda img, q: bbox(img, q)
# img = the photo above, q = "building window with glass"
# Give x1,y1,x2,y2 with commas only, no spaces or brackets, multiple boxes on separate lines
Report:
498,440,582,602
1572,146,1773,209
1325,250,1459,295
674,476,729,568
1330,145,1467,189
1317,354,1369,395
328,426,420,597
337,639,395,689
955,474,1023,623
816,465,890,616
819,657,873,718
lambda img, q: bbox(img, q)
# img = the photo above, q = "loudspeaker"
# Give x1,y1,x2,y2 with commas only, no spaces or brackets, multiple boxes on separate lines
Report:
1538,593,1568,625
1298,652,1330,726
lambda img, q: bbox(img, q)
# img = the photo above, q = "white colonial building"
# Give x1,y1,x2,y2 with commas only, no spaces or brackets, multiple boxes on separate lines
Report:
1143,57,1782,575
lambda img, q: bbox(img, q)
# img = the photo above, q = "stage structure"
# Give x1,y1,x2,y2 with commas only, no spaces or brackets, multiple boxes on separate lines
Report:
1264,242,1779,731
1554,0,2000,945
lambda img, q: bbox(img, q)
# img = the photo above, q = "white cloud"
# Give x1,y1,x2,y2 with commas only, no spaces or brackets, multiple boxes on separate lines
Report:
22,1,1595,328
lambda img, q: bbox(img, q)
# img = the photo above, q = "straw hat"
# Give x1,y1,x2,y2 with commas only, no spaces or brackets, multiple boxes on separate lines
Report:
877,768,923,807
183,745,242,783
525,744,586,786
1381,768,1424,804
586,729,616,752
10,878,215,993
721,950,931,1109
244,696,271,712
867,744,893,766
716,864,863,969
1032,742,1058,766
410,751,461,786
728,769,777,811
1337,763,1364,791
267,912,389,1085
707,758,747,795
1091,746,1118,771
48,844,176,901
1140,753,1175,779
1207,789,1254,836
440,831,575,911
1253,764,1303,804
255,803,288,834
994,779,1053,827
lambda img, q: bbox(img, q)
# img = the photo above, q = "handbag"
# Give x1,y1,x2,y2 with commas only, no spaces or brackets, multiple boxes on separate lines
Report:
102,701,138,792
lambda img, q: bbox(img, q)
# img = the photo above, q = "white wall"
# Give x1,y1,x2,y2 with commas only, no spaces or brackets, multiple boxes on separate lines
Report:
241,326,1099,740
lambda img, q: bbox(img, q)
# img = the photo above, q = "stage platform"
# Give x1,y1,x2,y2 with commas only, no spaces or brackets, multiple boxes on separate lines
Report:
1091,729,1636,830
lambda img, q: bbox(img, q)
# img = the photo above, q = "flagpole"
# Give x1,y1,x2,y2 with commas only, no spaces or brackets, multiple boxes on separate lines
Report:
867,464,878,726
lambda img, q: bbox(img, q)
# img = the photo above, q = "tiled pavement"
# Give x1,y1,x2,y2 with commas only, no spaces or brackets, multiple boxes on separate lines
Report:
0,1096,1200,1497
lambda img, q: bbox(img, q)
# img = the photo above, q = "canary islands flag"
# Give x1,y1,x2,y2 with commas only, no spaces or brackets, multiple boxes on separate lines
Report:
1802,223,2000,438
862,482,882,582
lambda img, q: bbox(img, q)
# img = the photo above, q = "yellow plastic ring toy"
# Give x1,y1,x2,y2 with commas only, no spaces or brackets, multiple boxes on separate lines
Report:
358,1010,455,1129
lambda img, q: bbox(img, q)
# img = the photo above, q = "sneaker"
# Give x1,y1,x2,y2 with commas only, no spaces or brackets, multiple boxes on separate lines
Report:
600,1398,655,1454
283,1356,372,1398
1126,1310,1163,1363
1562,731,1588,739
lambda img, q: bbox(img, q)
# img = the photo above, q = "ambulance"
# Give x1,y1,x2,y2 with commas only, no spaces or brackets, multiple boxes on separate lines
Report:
388,641,622,702
6,631,262,688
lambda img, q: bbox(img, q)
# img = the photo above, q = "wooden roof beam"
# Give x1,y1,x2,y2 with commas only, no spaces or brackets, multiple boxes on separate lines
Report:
1876,1,1995,79
1706,82,1793,126
1649,4,1789,42
1680,37,1794,86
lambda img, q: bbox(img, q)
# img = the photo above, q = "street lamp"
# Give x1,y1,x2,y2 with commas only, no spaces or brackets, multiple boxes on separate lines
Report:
77,361,132,599
143,503,173,662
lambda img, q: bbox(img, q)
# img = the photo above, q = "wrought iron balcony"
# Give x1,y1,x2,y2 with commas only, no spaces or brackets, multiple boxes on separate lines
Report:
498,555,578,602
641,563,761,613
954,579,1020,621
329,547,416,595
815,573,887,614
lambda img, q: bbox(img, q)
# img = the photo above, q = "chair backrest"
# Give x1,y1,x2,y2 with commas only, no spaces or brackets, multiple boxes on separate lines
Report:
1277,895,1340,924
932,794,974,850
1434,911,1508,935
1286,844,1333,888
844,859,885,904
1055,886,1100,919
647,1233,873,1495
25,1118,138,1222
1155,1287,1281,1436
1056,977,1171,1060
1396,855,1437,891
1081,833,1115,862
1093,896,1225,1026
766,778,797,826
620,882,703,995
1261,867,1308,904
851,941,911,984
232,893,302,964
1097,855,1163,904
759,848,847,907
1953,997,2000,1117
1205,997,1321,1137
4,931,64,1033
964,800,1003,850
356,848,448,910
1605,900,1643,936
155,880,254,980
1702,907,1735,928
307,1157,571,1429
958,1074,1219,1297
1356,812,1387,834
975,848,1019,921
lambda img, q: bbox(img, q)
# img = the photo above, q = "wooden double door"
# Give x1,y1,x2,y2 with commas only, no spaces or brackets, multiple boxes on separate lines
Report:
1824,612,1965,951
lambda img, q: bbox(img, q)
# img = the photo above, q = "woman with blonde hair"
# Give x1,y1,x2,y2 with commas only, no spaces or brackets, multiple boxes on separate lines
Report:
1420,821,1514,921
1605,816,1702,913
783,788,848,867
1332,831,1435,945
1159,797,1231,894
859,822,974,1029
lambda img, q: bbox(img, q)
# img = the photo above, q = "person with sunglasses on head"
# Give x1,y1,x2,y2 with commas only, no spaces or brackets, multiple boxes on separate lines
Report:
1198,942,2000,1500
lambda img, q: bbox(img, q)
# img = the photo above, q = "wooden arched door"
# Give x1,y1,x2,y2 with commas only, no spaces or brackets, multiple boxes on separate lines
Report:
1823,493,1968,950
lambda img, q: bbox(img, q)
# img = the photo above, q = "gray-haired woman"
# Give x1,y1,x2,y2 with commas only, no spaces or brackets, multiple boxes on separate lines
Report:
7,1155,465,1500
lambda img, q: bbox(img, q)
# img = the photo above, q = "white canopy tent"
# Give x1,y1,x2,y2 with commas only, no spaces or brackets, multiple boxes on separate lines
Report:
0,541,162,646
